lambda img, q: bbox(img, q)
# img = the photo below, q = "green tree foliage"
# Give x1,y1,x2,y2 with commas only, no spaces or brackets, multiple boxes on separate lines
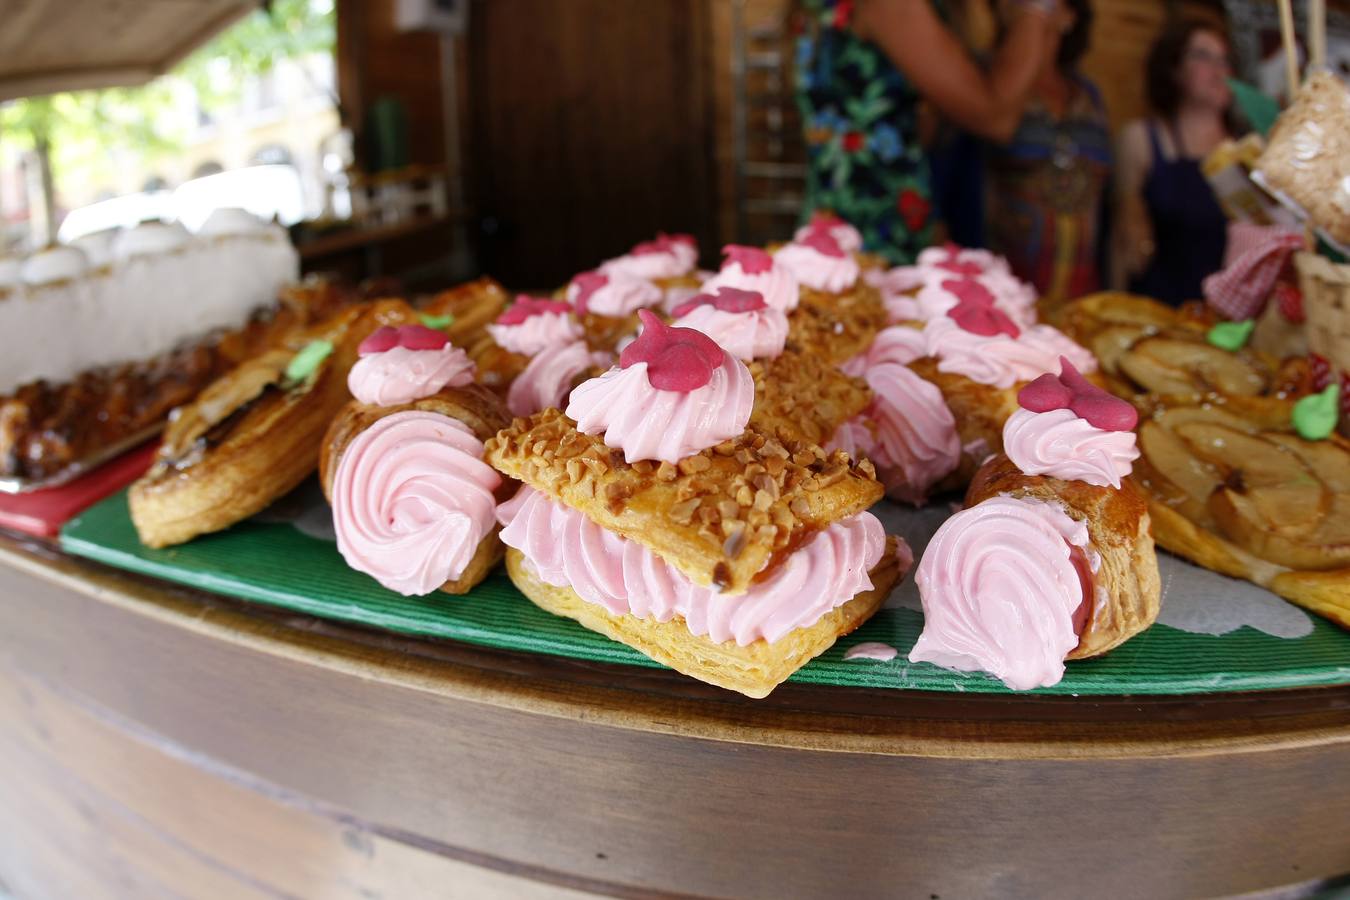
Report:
0,0,335,233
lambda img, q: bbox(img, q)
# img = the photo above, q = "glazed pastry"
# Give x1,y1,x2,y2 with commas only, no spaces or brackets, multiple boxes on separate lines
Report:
486,314,904,697
909,360,1160,690
320,325,513,595
129,299,418,547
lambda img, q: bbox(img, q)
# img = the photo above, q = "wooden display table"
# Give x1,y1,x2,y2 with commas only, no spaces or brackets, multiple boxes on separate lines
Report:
1,533,1347,899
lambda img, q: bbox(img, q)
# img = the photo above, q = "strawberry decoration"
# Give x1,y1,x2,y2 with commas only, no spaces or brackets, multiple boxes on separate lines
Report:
800,228,846,258
672,287,768,318
1018,357,1138,432
722,244,774,274
358,325,450,356
570,271,608,316
944,278,1019,338
620,309,725,392
496,295,574,326
631,233,695,256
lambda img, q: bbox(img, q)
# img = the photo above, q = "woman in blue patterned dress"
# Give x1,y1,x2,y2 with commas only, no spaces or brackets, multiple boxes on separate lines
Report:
795,0,1061,264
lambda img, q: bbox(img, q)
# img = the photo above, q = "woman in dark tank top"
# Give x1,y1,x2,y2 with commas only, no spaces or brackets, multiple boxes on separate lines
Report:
1112,21,1234,305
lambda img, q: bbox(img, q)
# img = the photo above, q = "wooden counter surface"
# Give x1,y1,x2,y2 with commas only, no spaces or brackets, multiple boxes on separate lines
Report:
1,533,1347,899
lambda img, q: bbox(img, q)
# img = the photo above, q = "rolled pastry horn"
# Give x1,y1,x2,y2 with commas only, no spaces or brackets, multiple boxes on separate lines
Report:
329,410,504,596
910,454,1160,690
321,323,515,595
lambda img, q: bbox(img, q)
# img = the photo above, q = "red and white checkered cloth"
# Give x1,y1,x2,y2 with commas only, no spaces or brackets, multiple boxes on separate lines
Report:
1202,222,1305,320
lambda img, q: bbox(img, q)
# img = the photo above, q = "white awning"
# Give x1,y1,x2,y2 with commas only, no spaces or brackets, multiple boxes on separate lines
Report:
0,0,257,102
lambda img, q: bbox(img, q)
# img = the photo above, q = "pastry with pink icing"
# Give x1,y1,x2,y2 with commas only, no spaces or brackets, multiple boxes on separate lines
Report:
794,211,864,255
922,281,1095,390
830,327,960,504
908,360,1161,690
507,340,612,418
348,325,475,407
566,310,756,463
701,244,801,312
487,295,583,356
600,232,698,281
323,321,515,596
567,269,663,317
484,316,904,697
773,230,861,294
671,287,789,361
1003,358,1139,488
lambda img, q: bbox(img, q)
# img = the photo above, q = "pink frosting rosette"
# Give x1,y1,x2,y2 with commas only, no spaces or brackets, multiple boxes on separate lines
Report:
831,327,959,504
915,274,1037,329
565,310,754,463
1003,358,1140,488
487,295,583,357
349,325,474,407
600,232,698,281
773,230,860,294
499,486,895,644
507,341,613,418
910,495,1097,690
916,243,1011,278
794,211,863,254
671,287,788,361
567,269,663,317
332,411,501,596
701,245,800,312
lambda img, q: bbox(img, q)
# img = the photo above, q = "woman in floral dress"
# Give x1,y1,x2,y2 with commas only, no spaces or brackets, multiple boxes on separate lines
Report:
796,0,1061,264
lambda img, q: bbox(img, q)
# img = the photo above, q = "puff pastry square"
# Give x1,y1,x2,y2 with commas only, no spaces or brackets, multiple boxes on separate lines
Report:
485,408,883,594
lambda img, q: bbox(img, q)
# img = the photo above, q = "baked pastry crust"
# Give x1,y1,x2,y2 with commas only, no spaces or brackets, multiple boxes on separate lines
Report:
505,540,901,698
319,383,511,500
129,300,419,548
748,350,870,446
967,454,1161,660
485,408,883,594
786,283,888,365
419,276,511,346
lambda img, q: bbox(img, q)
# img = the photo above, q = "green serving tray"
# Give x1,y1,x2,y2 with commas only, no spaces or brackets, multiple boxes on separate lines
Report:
60,487,1350,696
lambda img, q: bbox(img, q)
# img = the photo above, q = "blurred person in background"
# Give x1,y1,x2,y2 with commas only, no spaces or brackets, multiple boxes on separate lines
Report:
796,0,1062,264
982,0,1110,308
1112,20,1234,304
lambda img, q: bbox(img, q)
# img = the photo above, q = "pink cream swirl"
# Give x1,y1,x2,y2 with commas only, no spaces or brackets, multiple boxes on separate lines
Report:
600,233,698,281
910,495,1096,690
840,325,927,377
1003,408,1139,488
1017,324,1097,375
487,311,582,357
347,346,475,407
702,254,800,312
773,240,860,294
794,214,863,254
924,316,1088,389
857,362,961,503
564,350,755,463
567,270,663,317
498,487,894,642
507,341,612,418
332,411,501,596
672,303,788,361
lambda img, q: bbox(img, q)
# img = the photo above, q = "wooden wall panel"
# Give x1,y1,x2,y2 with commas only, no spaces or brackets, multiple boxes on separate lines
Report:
466,0,716,288
337,0,447,168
